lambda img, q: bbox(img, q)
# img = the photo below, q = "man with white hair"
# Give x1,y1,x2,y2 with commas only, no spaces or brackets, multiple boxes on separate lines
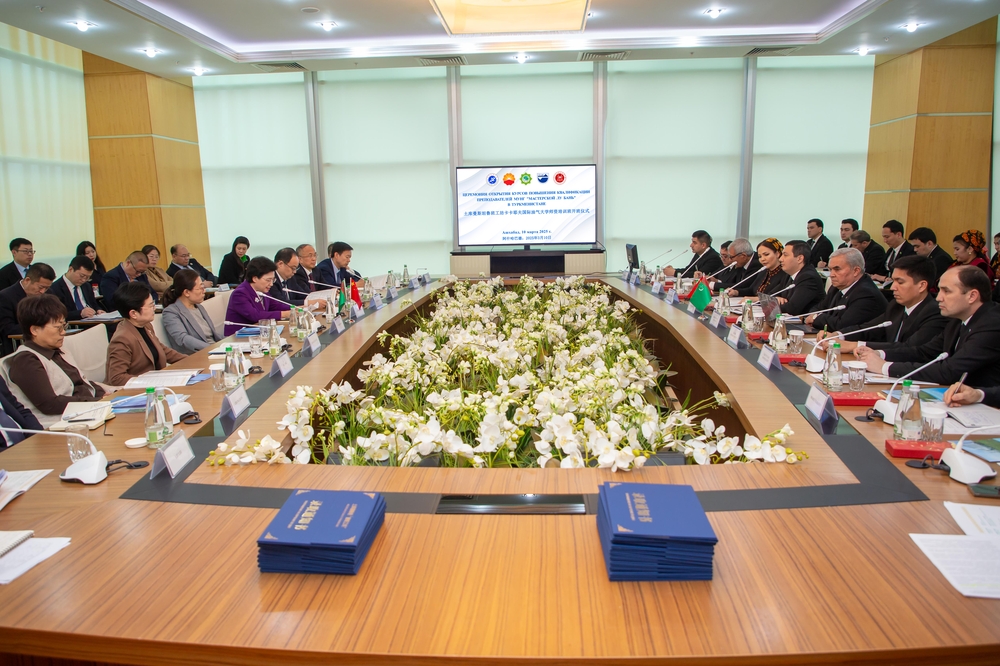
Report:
805,247,884,331
712,238,761,291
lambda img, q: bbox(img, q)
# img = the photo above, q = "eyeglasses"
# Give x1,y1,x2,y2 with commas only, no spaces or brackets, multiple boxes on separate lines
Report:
46,322,68,333
16,249,35,255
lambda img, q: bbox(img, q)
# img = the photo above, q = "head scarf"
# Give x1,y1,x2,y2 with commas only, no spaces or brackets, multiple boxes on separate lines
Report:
757,238,784,255
959,230,987,255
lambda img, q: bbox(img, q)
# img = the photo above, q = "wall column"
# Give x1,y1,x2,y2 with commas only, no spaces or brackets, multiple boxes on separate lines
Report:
862,17,997,243
82,53,211,268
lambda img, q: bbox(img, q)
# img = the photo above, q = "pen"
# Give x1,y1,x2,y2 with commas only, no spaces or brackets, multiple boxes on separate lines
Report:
953,371,968,395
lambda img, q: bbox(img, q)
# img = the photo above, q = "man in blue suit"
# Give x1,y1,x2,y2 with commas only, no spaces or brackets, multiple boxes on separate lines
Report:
101,251,157,312
314,241,362,288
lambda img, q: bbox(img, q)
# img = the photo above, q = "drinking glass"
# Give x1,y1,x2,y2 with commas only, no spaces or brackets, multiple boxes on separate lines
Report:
65,424,93,462
788,330,804,354
921,406,947,442
249,335,263,358
210,364,226,392
844,361,867,391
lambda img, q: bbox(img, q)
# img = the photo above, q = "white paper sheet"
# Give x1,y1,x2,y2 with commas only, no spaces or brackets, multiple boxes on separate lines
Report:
80,312,122,322
0,537,71,584
945,502,1000,537
947,403,1000,429
0,470,52,512
124,370,197,389
910,534,1000,599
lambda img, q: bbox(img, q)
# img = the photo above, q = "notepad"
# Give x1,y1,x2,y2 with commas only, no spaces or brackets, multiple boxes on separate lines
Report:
0,531,33,557
124,370,198,389
0,537,71,584
49,401,114,431
0,469,51,512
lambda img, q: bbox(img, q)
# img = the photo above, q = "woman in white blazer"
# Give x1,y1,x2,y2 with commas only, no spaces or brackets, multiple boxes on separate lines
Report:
161,269,223,355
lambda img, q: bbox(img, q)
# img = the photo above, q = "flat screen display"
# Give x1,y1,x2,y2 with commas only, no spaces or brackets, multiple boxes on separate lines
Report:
456,164,597,246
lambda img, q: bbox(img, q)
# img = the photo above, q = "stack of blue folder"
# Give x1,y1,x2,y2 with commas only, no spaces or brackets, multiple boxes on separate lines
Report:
596,482,718,581
257,489,386,575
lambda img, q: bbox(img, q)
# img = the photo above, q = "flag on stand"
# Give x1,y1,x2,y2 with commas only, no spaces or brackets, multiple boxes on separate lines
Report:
689,280,712,312
350,280,363,308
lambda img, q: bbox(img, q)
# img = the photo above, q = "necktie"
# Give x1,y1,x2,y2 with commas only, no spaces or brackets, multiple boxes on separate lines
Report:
807,239,815,249
954,324,967,353
0,404,24,446
894,313,906,342
73,285,85,310
887,248,897,272
307,271,314,291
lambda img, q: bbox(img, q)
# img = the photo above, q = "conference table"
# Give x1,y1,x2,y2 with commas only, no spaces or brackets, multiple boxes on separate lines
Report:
0,277,998,665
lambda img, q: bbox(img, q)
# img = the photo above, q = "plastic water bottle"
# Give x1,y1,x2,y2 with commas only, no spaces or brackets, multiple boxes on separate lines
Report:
402,265,410,282
224,346,240,389
269,326,282,357
824,342,842,391
288,308,299,337
236,347,248,383
900,384,923,440
144,387,166,448
771,314,788,352
325,294,337,321
717,288,731,316
638,262,647,284
741,300,754,331
155,388,173,440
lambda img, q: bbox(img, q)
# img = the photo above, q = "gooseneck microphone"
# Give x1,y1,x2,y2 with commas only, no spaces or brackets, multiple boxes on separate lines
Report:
726,265,767,291
871,352,950,423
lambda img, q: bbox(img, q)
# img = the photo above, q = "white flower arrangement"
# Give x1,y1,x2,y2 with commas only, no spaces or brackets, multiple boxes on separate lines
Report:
206,430,291,465
220,276,806,470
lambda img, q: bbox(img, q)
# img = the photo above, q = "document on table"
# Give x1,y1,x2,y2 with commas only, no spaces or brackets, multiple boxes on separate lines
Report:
945,502,1000,536
910,534,1000,599
124,370,198,389
0,537,71,584
80,311,122,322
947,403,1000,429
942,419,1000,437
0,470,52,512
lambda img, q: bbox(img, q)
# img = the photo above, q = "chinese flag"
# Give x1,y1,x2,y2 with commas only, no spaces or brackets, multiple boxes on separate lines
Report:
350,280,363,308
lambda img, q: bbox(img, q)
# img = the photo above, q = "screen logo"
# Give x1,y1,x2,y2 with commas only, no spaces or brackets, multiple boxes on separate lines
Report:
503,172,516,186
554,171,566,184
487,174,497,185
520,172,532,185
537,172,549,183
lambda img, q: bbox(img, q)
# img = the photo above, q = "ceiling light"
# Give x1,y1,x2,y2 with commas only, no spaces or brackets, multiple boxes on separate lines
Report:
140,48,161,58
190,67,207,76
855,46,870,56
902,22,921,32
514,53,529,64
704,8,725,19
318,21,337,31
69,20,96,32
301,7,319,13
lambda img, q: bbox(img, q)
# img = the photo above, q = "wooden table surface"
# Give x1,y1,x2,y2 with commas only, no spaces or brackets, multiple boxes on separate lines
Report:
1,279,998,666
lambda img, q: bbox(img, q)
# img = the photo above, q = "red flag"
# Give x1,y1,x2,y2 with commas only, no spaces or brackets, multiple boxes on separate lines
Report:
350,280,362,308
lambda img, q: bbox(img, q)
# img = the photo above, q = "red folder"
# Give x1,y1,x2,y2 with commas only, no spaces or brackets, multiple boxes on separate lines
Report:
725,316,739,325
747,331,769,342
885,439,953,460
830,391,883,407
777,354,806,364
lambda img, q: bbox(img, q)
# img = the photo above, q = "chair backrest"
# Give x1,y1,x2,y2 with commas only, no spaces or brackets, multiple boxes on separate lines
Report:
202,290,233,330
62,325,110,384
151,313,168,350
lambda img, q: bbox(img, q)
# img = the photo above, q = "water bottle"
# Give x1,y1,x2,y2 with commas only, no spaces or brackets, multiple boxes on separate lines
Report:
824,342,842,391
144,387,166,448
718,288,731,316
771,314,788,352
288,308,299,337
295,308,307,341
236,347,248,383
741,299,754,331
900,384,923,441
638,262,647,284
387,270,395,289
224,346,240,389
402,265,410,282
269,325,282,356
155,388,173,440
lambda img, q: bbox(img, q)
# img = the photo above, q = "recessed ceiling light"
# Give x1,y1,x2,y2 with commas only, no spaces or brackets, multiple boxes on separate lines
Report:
514,52,529,64
190,67,207,76
140,48,161,58
902,22,922,32
587,11,594,18
318,21,337,31
704,8,725,19
69,20,96,32
855,46,870,56
301,7,319,13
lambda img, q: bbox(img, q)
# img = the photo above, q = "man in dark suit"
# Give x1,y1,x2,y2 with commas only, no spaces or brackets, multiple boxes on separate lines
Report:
833,219,859,254
101,251,156,312
806,248,885,331
805,219,833,268
945,383,1000,409
858,265,1000,387
817,255,946,353
872,220,915,295
167,244,217,285
0,376,43,448
908,227,953,285
0,238,35,292
664,230,724,279
314,241,363,288
849,230,886,277
0,263,55,356
294,244,319,292
271,248,324,308
776,241,826,316
712,238,762,291
48,256,105,321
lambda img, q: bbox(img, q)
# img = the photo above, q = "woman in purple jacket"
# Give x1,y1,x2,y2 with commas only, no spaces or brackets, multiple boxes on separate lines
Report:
224,257,289,335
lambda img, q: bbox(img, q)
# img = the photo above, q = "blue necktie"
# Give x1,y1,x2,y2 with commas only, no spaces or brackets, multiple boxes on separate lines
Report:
0,405,24,446
73,285,85,310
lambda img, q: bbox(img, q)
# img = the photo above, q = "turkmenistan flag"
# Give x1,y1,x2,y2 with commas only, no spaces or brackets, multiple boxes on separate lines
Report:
690,280,712,312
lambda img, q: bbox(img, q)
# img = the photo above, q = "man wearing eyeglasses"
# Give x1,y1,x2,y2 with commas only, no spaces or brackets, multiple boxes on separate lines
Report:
167,244,216,286
0,238,35,292
710,238,761,291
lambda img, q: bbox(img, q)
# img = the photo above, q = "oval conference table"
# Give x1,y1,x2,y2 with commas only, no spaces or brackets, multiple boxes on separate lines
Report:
0,278,998,666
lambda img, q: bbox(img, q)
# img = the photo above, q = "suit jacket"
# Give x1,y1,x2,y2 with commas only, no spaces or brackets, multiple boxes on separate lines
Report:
881,241,916,276
739,268,790,299
928,246,954,284
883,302,1000,387
0,262,26,292
101,264,157,312
294,265,316,292
839,294,946,350
860,242,886,276
105,320,187,386
980,385,1000,409
48,277,100,321
167,258,217,285
224,281,288,336
780,266,826,316
161,301,223,355
716,255,763,290
270,273,311,307
217,252,247,286
837,241,849,250
0,282,26,356
0,375,42,447
811,274,886,331
676,248,724,278
807,235,834,267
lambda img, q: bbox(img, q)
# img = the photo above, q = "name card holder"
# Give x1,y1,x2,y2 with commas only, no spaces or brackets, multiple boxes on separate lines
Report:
387,286,398,300
422,272,431,284
804,383,839,435
630,273,642,286
331,316,346,334
351,303,364,319
220,384,250,421
726,324,750,350
303,332,321,355
370,293,385,310
150,431,195,479
651,281,663,295
664,289,678,304
270,351,293,377
686,302,697,315
621,270,629,281
218,284,230,292
709,311,722,328
409,277,420,289
756,344,783,372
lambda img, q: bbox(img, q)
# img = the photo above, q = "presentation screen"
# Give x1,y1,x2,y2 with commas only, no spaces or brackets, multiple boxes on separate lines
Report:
456,164,597,246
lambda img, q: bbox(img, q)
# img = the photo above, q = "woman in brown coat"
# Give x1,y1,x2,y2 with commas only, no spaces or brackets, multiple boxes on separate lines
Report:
106,282,186,386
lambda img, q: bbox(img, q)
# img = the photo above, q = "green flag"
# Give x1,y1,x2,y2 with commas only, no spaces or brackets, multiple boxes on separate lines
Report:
690,281,712,312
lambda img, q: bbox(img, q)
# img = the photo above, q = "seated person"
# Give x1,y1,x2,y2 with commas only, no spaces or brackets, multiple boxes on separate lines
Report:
775,240,825,316
105,282,187,386
728,239,788,298
712,238,761,291
805,218,834,267
907,227,953,287
0,238,34,292
101,250,157,311
945,382,1000,409
0,263,55,356
806,248,885,331
314,241,363,288
849,230,886,277
142,245,171,297
834,219,858,253
0,295,112,428
817,255,946,352
951,230,995,281
224,257,290,336
167,244,217,286
48,256,104,321
857,266,1000,387
295,244,319,292
161,269,223,355
664,230,724,279
872,220,915,287
76,241,106,292
218,236,250,286
0,375,43,448
271,248,324,308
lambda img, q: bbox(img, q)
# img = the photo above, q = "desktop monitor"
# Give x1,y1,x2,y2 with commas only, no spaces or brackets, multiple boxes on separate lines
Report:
626,244,639,271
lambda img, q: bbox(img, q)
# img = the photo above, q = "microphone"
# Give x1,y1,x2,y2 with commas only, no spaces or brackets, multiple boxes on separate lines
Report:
678,253,700,279
872,352,950,423
795,304,846,321
804,320,893,371
0,426,108,484
770,283,795,297
281,287,314,297
941,425,1000,484
726,265,767,291
309,279,340,291
260,292,294,308
705,262,733,281
646,247,681,266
